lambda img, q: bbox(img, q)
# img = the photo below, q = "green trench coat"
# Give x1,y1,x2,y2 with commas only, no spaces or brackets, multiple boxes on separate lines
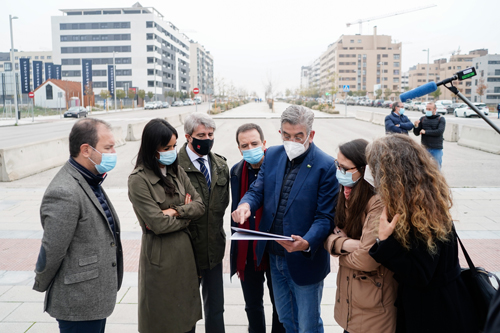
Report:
128,165,205,333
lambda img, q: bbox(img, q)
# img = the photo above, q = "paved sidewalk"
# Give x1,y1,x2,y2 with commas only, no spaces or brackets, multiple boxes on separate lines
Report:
0,186,499,332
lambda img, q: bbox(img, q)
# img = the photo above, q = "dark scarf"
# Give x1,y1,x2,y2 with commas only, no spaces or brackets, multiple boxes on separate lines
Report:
236,161,268,281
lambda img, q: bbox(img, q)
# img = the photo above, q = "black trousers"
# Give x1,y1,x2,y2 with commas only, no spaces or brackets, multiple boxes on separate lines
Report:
189,262,225,333
57,319,106,333
240,260,285,333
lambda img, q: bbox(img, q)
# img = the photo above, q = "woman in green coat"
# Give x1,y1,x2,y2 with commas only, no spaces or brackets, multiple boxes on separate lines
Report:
128,118,205,333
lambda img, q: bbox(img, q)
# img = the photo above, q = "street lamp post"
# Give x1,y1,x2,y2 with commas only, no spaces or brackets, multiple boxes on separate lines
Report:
113,51,117,111
9,14,19,125
423,48,429,101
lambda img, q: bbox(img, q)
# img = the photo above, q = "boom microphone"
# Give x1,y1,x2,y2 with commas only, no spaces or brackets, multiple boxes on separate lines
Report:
400,82,437,102
399,67,477,102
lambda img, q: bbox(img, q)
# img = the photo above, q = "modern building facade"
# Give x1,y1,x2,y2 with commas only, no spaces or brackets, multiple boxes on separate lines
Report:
303,27,402,99
471,54,500,104
300,65,310,89
51,3,192,102
189,42,214,98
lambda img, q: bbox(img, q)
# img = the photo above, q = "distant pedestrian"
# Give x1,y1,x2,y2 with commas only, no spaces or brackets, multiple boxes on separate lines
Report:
230,123,284,333
413,102,446,169
367,134,478,333
33,118,123,333
497,103,500,119
384,101,414,134
325,139,397,333
128,119,204,333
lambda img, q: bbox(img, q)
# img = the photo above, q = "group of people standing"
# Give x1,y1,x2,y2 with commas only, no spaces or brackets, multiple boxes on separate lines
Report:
384,101,446,168
32,105,485,333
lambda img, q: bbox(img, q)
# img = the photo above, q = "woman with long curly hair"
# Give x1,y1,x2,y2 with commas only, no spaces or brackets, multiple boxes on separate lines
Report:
367,134,478,332
324,139,397,333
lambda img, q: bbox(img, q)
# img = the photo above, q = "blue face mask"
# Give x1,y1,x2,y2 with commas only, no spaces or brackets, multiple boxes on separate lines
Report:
157,149,177,166
399,108,405,115
242,146,264,165
425,111,433,117
336,169,359,187
89,146,117,174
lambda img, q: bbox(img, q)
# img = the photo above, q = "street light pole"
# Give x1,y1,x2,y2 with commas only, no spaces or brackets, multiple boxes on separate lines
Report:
423,48,429,101
378,61,384,99
9,14,19,125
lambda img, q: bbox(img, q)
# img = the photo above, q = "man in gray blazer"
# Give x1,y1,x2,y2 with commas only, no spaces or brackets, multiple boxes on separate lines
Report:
33,118,123,333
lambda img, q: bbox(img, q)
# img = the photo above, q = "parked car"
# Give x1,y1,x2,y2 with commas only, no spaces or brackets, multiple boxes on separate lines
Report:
144,102,156,110
162,102,170,108
409,101,422,111
172,101,184,107
183,100,191,106
64,106,87,118
417,102,430,113
447,102,466,114
154,101,163,109
382,100,393,108
373,99,384,107
454,103,489,117
434,100,452,115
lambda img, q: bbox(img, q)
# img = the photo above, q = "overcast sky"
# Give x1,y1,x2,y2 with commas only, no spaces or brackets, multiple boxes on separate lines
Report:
2,0,499,97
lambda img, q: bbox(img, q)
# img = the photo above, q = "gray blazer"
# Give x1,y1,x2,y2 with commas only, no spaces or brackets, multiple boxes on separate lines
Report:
33,162,123,321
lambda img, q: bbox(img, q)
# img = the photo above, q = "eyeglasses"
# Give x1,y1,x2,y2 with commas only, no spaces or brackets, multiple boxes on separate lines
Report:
334,160,357,175
281,134,307,144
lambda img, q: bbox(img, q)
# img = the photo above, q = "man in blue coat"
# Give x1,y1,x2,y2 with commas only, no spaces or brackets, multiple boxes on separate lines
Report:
385,101,414,134
232,106,338,333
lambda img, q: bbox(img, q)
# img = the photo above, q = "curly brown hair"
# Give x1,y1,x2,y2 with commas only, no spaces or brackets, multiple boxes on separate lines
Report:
366,134,453,254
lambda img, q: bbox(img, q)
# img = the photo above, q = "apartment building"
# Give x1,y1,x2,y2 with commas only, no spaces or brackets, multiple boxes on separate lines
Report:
304,27,402,99
471,54,500,104
51,3,192,101
300,65,311,89
189,42,214,98
407,59,442,90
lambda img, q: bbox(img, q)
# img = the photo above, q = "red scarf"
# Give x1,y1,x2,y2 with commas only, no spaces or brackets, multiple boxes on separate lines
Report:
236,161,268,281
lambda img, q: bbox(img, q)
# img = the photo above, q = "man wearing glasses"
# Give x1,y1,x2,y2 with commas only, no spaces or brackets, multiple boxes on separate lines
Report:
232,106,339,333
385,101,414,135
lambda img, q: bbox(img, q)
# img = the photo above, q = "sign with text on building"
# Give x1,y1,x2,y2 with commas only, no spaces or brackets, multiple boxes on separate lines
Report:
19,58,30,94
107,65,115,97
33,61,43,90
45,63,54,80
82,59,93,95
54,65,62,80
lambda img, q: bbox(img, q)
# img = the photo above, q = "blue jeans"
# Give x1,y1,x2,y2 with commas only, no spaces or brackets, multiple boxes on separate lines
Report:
427,148,443,169
269,254,324,333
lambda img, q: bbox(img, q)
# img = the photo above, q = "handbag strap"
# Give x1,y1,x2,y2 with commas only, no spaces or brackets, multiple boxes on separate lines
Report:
453,227,479,275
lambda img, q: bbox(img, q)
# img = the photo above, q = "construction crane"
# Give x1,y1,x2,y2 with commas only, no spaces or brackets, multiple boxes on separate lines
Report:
346,5,437,35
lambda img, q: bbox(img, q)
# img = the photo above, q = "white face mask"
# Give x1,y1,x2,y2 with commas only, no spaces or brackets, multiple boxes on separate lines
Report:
364,164,375,187
283,134,309,161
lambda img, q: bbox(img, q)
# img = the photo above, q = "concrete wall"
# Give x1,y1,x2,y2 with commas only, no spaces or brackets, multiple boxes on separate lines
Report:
0,137,69,182
458,125,500,154
356,110,373,122
372,113,387,126
126,121,148,141
443,123,459,142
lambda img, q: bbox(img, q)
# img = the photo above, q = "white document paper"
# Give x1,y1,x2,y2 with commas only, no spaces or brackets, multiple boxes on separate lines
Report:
231,227,294,241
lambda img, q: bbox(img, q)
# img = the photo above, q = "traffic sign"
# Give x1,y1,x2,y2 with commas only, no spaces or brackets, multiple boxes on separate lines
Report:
28,92,34,99
343,85,350,92
193,88,199,95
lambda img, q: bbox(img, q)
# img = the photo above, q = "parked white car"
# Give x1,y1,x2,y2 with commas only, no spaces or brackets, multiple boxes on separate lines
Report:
417,102,430,113
434,100,453,115
454,103,490,117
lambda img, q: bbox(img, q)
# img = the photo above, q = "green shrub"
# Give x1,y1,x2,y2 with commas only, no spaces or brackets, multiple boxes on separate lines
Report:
306,101,318,108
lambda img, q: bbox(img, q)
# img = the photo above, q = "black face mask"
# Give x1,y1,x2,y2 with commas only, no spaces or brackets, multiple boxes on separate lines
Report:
191,137,214,156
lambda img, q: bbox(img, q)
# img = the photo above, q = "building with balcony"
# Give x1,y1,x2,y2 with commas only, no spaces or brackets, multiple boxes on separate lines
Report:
471,54,500,104
189,42,214,99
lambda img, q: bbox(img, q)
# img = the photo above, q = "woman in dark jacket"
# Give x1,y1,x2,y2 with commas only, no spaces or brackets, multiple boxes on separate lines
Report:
367,134,478,333
128,119,204,333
